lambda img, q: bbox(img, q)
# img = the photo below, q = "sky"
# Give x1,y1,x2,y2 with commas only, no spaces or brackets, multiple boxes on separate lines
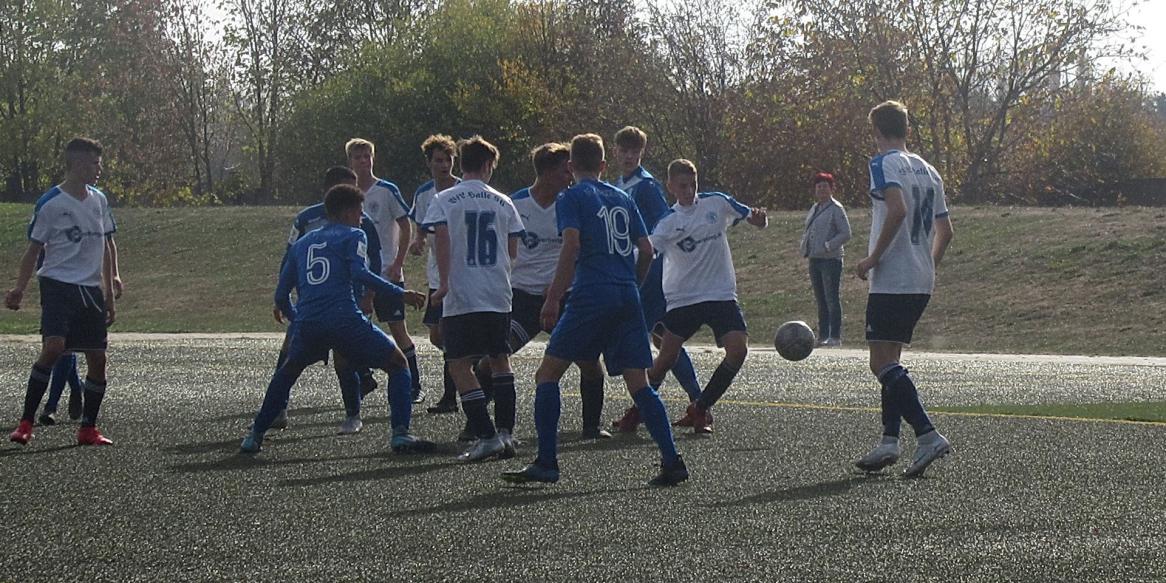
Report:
1115,0,1166,93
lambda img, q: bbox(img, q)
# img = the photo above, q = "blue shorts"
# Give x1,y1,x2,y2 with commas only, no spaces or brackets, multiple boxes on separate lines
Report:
285,315,398,369
545,284,653,376
39,277,107,351
639,256,667,327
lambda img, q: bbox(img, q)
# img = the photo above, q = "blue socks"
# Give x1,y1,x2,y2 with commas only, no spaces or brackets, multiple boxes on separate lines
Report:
45,353,81,412
878,363,934,437
335,365,362,418
388,368,413,430
632,386,680,465
534,382,562,467
671,348,702,401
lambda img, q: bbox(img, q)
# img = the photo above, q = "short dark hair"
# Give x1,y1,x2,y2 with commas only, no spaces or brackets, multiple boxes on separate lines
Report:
667,159,697,180
869,101,909,140
569,134,605,173
458,135,500,174
614,126,647,150
531,143,570,176
812,172,835,187
64,138,102,167
324,184,365,220
323,166,357,190
421,134,457,161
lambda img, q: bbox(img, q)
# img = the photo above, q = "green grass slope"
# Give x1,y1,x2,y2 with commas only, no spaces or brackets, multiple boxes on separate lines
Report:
1,204,1163,356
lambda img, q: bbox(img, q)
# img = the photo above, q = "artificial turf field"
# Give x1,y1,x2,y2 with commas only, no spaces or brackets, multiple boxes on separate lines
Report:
2,335,1164,582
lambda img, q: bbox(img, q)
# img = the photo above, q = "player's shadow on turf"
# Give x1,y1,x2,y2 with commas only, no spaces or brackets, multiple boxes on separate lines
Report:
1,444,75,456
275,458,454,488
710,475,891,507
200,406,336,423
388,487,636,518
164,432,337,460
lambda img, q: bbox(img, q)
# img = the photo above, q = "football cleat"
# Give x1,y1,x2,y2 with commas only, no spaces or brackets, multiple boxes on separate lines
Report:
426,399,458,414
359,373,379,399
501,459,560,484
239,432,263,454
648,456,689,487
611,406,641,433
498,429,518,459
457,435,504,462
689,403,713,434
76,427,113,446
270,409,289,430
411,386,425,405
581,427,613,439
38,410,58,426
855,438,902,472
904,432,952,478
9,420,34,445
337,416,363,435
391,430,436,454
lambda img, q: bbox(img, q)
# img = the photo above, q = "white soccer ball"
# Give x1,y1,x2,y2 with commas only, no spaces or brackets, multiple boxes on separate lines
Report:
774,321,816,361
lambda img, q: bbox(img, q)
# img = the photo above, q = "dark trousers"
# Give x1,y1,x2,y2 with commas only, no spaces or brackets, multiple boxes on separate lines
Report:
809,258,843,340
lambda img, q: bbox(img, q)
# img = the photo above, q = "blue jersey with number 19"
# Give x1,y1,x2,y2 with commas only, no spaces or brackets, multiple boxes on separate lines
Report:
276,223,404,323
557,178,648,290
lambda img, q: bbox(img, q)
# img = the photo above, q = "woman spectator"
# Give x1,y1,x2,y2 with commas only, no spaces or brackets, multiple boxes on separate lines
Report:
799,172,852,346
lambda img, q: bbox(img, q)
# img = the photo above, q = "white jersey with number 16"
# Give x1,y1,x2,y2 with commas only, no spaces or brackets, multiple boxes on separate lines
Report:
867,149,950,295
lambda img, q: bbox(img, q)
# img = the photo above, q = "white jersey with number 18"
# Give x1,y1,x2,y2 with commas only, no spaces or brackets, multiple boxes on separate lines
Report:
867,149,950,295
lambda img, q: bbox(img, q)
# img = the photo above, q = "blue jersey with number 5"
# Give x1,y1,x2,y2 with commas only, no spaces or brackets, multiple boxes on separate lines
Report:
557,178,648,291
276,223,403,322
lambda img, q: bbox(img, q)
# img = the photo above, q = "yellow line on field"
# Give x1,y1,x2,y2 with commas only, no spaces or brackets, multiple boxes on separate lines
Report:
584,394,1166,428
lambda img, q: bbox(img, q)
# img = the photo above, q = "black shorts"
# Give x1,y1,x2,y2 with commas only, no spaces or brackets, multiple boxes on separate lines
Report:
441,311,512,360
373,281,407,323
865,293,931,345
660,300,748,346
39,277,108,351
422,289,442,327
508,289,570,352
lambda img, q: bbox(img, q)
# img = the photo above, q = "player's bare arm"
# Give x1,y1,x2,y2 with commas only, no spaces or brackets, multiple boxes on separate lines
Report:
107,235,124,299
747,207,769,228
389,216,411,281
5,241,44,311
635,237,653,285
857,186,907,280
402,289,427,310
431,224,451,304
932,215,954,269
541,227,580,331
102,238,116,326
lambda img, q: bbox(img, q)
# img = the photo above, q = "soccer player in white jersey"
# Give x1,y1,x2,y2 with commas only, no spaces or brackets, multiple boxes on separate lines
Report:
853,100,955,477
346,138,426,405
7,138,117,447
409,134,462,414
609,126,704,433
476,143,613,439
647,159,768,434
423,136,525,462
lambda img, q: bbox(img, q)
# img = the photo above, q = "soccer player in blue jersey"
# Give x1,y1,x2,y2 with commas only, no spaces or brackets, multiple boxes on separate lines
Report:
7,138,117,446
609,126,704,433
409,134,462,414
240,184,432,454
647,159,768,434
266,166,383,435
502,134,688,486
347,139,426,404
853,101,955,477
475,142,613,439
423,136,526,462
